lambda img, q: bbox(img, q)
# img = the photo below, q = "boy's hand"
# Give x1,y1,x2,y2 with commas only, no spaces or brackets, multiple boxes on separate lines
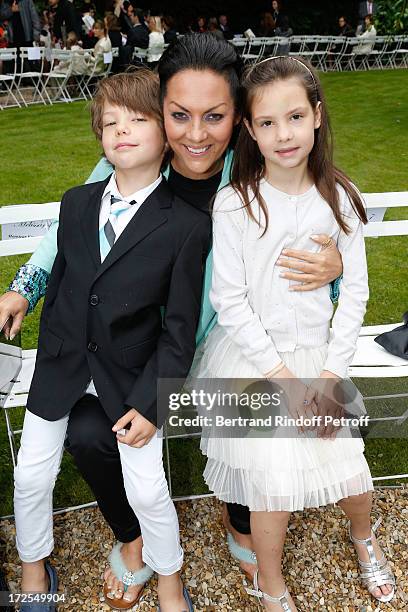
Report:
113,408,157,448
0,291,29,340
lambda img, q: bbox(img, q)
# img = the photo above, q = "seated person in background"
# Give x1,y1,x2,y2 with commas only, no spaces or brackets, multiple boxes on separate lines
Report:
86,19,111,74
218,14,233,40
162,14,177,44
355,13,376,53
53,30,87,74
258,11,275,37
105,12,122,48
338,15,355,37
196,15,207,32
208,16,224,41
104,13,122,73
275,14,292,54
126,7,148,49
147,15,164,64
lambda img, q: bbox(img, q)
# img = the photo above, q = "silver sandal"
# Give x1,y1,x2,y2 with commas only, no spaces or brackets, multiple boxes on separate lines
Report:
246,570,293,610
349,517,396,603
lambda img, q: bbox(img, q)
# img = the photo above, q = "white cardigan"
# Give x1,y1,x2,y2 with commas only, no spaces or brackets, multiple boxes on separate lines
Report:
210,180,369,378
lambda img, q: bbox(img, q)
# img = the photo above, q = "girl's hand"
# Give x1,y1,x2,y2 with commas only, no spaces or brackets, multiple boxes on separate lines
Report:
311,371,344,439
277,233,343,291
267,365,318,433
0,291,29,340
113,408,157,448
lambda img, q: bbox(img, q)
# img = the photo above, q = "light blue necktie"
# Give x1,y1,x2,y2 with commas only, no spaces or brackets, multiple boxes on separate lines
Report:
99,195,136,261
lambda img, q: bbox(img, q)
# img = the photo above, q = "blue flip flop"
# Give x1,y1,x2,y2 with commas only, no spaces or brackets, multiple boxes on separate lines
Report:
20,561,58,611
157,585,194,611
226,532,257,581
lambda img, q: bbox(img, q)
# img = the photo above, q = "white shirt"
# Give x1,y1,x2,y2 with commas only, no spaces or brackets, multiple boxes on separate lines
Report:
99,172,162,261
210,180,369,379
147,31,165,62
86,173,162,396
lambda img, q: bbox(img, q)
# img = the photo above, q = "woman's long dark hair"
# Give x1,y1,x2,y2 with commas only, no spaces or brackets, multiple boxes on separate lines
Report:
231,56,368,235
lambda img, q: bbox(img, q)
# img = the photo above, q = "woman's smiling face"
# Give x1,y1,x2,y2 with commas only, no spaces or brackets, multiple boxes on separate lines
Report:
163,69,238,180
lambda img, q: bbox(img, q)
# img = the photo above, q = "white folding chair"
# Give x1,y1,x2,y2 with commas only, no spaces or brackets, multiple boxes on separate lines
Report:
132,46,148,63
270,36,291,57
365,35,386,69
15,46,48,105
289,36,307,59
0,48,22,109
231,38,249,63
374,35,395,69
78,48,114,100
242,37,265,63
329,37,349,71
392,34,408,68
42,49,75,103
313,36,334,71
339,37,360,71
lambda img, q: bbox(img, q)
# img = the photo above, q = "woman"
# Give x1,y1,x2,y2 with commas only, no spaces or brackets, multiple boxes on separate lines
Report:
0,34,342,608
207,17,224,41
147,15,164,64
86,19,112,74
258,11,275,37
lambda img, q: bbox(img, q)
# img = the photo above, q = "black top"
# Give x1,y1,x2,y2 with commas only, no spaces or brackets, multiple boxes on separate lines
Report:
108,30,122,47
12,11,26,45
167,164,223,214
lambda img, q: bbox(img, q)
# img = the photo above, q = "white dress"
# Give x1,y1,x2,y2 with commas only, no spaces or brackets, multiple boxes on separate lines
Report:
190,180,374,512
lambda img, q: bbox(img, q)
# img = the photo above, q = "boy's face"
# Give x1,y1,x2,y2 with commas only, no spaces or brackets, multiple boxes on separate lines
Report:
102,103,165,174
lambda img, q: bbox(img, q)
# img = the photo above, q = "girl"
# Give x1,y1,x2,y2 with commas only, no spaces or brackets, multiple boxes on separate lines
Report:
0,36,343,607
86,20,112,75
193,56,395,609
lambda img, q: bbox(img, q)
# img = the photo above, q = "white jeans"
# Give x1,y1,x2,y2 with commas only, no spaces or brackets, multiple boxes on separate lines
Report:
14,410,183,575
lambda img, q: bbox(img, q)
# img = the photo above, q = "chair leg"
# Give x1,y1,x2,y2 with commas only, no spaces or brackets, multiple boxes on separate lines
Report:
3,408,18,468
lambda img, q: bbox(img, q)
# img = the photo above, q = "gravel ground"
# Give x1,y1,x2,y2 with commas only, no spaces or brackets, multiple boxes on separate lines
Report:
1,487,407,611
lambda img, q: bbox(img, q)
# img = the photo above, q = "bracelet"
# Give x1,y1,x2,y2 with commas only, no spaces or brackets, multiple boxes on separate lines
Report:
8,264,49,314
265,361,285,379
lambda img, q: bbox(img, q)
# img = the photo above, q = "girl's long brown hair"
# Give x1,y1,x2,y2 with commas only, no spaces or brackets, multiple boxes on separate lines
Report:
230,56,368,235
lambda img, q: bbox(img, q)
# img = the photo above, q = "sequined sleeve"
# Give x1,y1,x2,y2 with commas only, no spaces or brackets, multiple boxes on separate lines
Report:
8,264,50,314
330,275,342,304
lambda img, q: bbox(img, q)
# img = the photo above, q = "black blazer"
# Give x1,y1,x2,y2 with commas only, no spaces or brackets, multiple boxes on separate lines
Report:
127,24,149,49
27,177,211,427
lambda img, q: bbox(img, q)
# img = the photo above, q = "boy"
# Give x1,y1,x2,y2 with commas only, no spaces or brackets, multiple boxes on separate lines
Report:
14,70,210,611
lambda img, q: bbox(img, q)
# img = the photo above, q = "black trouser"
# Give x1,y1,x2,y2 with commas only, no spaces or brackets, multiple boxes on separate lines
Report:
64,394,141,543
65,395,251,539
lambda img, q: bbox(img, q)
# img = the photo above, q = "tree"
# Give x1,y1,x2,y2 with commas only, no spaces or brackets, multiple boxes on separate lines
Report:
375,0,408,34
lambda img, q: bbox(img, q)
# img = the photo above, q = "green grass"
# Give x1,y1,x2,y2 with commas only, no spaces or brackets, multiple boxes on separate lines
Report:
1,70,408,516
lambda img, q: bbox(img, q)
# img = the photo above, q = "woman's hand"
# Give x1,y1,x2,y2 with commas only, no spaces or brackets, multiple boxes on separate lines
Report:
277,234,343,291
0,291,29,340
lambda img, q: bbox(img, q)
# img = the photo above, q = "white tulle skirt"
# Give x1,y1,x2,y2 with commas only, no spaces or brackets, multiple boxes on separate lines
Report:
190,325,374,512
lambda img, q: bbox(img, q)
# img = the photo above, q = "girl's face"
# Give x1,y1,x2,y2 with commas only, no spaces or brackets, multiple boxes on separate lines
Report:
245,78,321,176
94,25,104,38
163,69,238,180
